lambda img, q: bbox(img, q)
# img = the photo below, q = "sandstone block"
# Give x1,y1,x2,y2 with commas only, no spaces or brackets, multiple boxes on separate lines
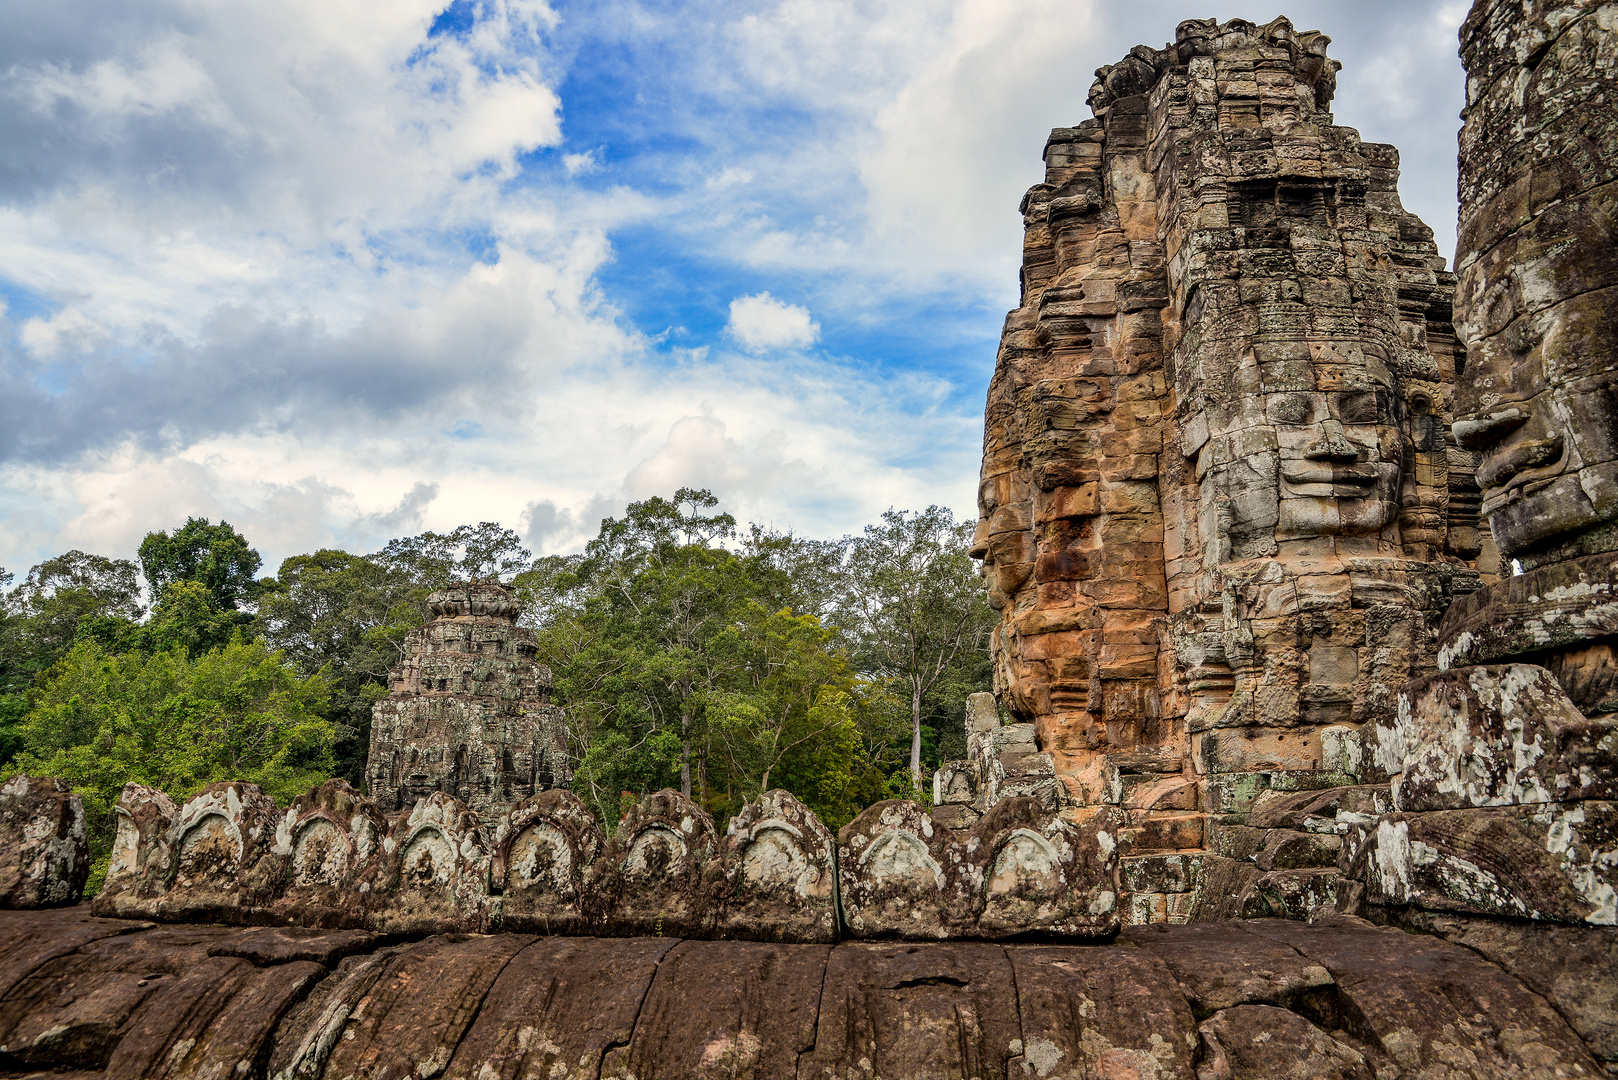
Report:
1118,811,1204,853
930,803,979,830
318,934,532,1080
1244,784,1391,832
1370,802,1617,924
797,942,1022,1078
968,798,1122,937
92,782,177,920
375,791,494,935
588,788,719,939
273,779,389,930
965,690,999,733
716,789,837,943
491,788,602,935
602,939,828,1078
152,782,285,923
1252,829,1341,871
1197,1004,1373,1079
836,800,965,939
1187,856,1265,922
0,776,88,909
1123,920,1334,1012
435,936,676,1080
1387,664,1618,811
1405,913,1618,1070
932,760,978,805
1007,945,1196,1079
1243,916,1604,1077
1119,852,1200,894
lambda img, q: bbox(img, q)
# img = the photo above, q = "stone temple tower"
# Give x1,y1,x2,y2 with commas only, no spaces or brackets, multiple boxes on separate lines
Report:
366,580,569,823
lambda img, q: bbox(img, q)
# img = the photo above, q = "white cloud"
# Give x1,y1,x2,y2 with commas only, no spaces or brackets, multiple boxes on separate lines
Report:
725,292,819,352
562,149,601,176
0,0,1469,579
0,341,982,571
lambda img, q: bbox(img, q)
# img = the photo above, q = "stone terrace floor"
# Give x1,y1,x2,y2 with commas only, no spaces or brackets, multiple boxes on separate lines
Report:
0,907,1612,1078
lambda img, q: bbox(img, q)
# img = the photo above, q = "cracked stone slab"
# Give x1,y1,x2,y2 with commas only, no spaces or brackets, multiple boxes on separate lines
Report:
1006,943,1196,1078
605,939,829,1079
1121,922,1334,1013
318,933,534,1080
797,942,1023,1079
440,936,677,1080
1242,916,1604,1077
2,911,1614,1078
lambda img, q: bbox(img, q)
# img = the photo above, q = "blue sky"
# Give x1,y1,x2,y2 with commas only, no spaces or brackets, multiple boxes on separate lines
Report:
0,0,1470,576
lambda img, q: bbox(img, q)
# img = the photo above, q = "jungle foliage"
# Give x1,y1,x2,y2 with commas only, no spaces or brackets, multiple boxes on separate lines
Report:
1,492,994,844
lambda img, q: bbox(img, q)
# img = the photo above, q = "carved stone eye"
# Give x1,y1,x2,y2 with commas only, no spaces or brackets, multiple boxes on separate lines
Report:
1337,391,1384,424
1270,395,1309,424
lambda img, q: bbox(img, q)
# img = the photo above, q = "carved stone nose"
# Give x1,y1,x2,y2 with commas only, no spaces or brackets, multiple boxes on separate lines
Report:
1303,420,1361,461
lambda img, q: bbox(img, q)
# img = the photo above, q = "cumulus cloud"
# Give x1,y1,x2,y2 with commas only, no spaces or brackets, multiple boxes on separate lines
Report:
725,292,819,352
0,0,1470,577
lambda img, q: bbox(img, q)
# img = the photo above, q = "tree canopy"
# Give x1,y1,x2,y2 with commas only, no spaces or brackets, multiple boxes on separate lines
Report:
138,517,264,612
10,635,335,888
2,493,995,876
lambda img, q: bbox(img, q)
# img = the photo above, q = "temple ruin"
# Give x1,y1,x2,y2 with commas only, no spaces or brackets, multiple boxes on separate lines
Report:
366,580,570,823
969,15,1492,883
0,2,1614,1076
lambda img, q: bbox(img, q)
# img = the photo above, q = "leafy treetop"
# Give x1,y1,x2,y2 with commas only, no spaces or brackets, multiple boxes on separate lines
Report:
138,518,264,611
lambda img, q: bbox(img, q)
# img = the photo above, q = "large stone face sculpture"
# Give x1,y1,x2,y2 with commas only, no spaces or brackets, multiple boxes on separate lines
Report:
367,580,570,824
1362,0,1618,926
1451,1,1618,569
974,17,1490,866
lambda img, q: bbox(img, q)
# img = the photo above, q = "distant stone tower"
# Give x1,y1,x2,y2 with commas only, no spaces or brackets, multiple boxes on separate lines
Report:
366,580,569,823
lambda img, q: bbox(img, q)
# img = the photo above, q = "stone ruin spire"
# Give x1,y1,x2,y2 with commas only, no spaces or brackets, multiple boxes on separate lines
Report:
366,579,569,824
970,15,1493,902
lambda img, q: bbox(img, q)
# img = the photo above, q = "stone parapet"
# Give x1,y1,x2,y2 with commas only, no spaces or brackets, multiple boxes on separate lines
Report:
91,778,1120,941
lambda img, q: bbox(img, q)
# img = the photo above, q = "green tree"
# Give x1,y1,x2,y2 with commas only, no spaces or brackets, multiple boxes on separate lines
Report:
549,490,886,828
255,549,424,785
6,635,335,886
140,579,248,657
706,605,855,795
1,552,147,765
375,522,532,589
138,518,265,612
836,506,997,789
567,490,747,801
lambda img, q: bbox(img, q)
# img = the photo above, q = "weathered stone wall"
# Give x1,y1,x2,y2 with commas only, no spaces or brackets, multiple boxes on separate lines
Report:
1342,0,1618,928
0,906,1610,1079
367,580,570,823
89,776,1127,941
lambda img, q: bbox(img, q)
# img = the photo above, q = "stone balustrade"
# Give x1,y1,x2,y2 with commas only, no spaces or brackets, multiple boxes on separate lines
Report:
86,778,1124,941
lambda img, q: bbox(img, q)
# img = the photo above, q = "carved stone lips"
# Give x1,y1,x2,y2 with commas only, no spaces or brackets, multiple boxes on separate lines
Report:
1281,463,1379,493
1476,433,1566,492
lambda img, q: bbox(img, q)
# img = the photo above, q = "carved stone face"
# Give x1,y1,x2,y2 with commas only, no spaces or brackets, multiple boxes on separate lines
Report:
1193,344,1408,559
1452,278,1618,564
